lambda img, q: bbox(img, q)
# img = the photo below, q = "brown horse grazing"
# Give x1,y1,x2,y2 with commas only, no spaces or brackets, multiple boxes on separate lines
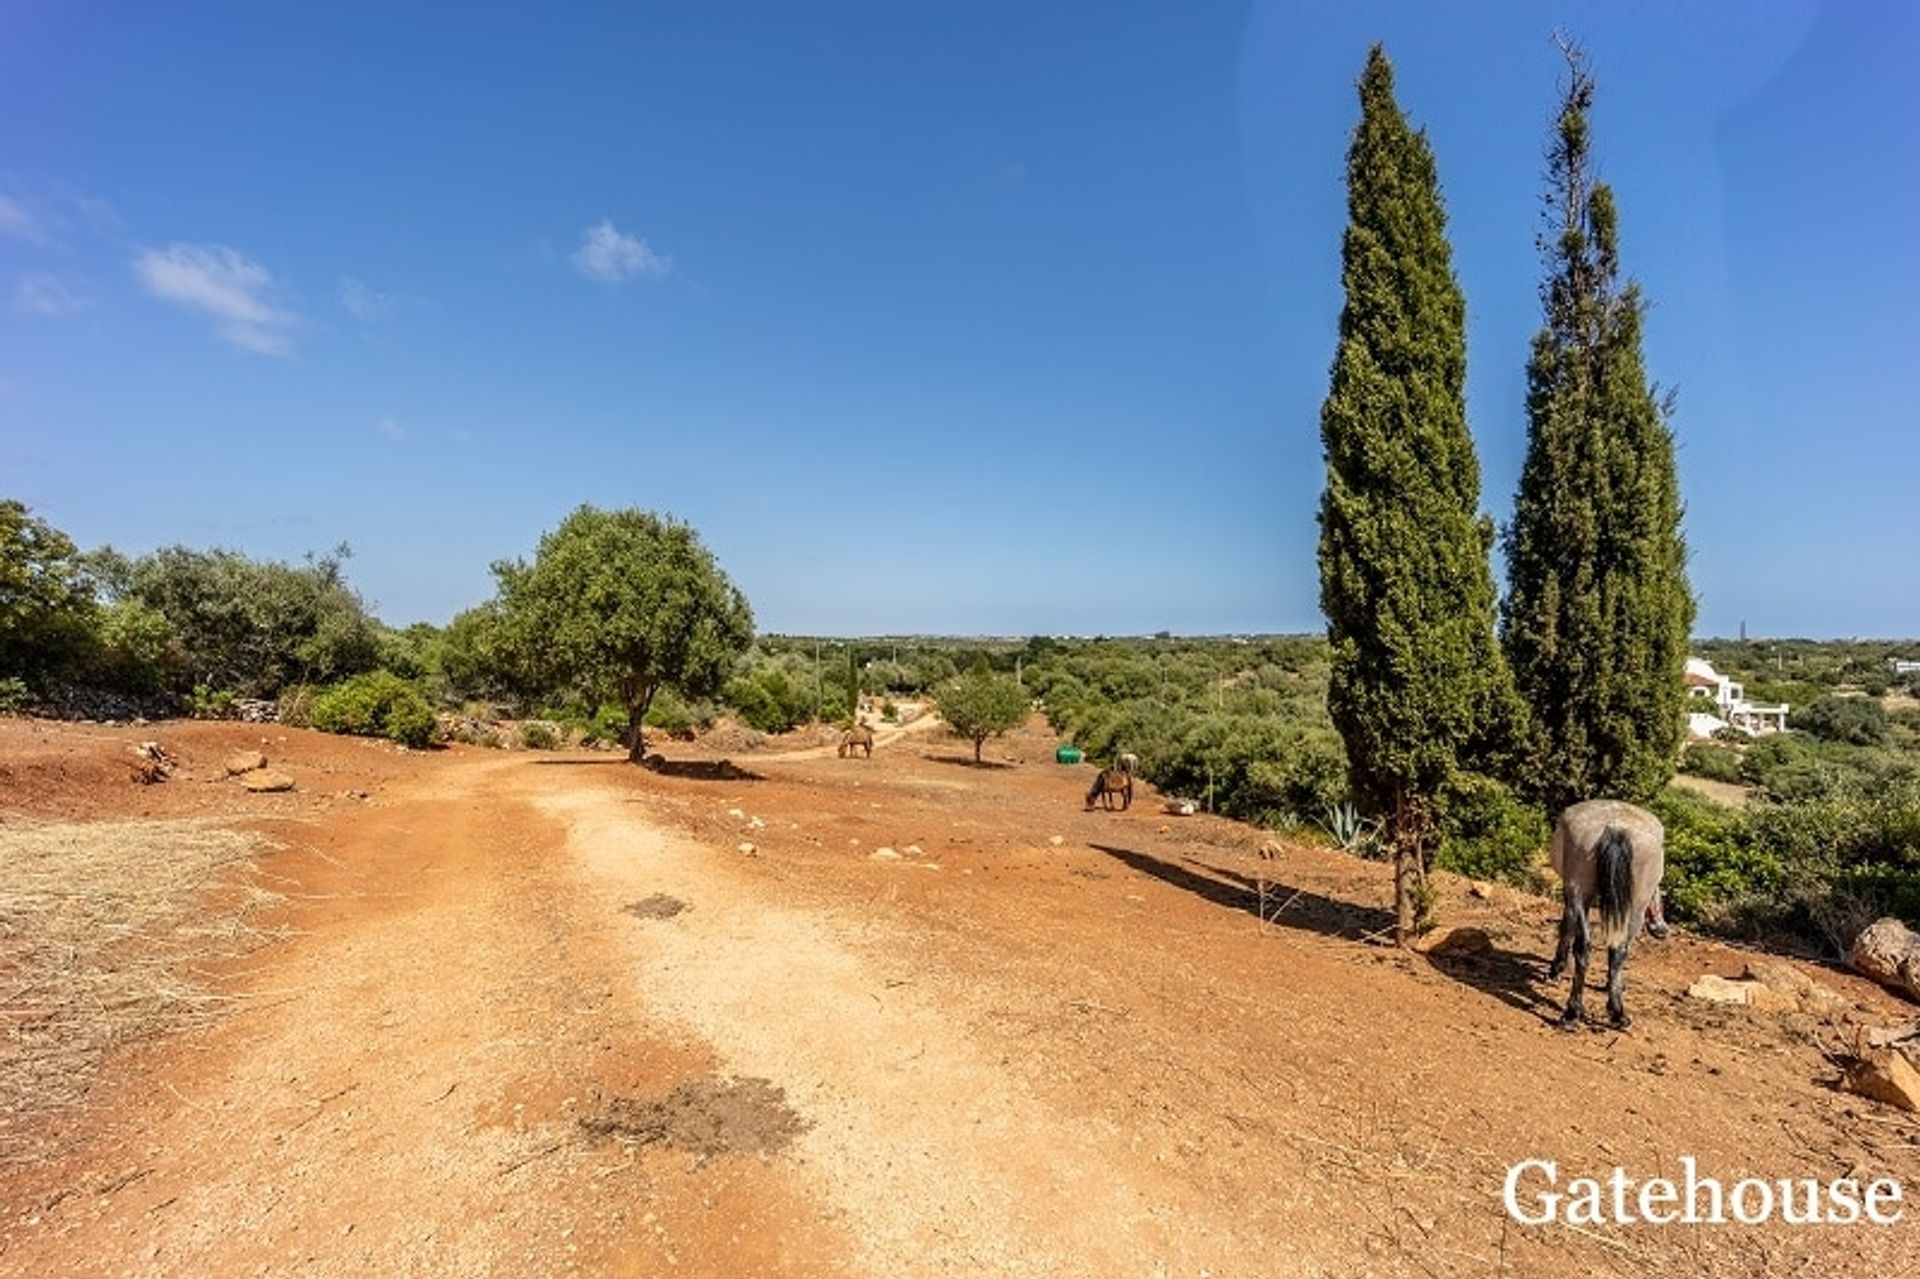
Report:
837,725,875,758
1547,799,1666,1031
1084,756,1134,811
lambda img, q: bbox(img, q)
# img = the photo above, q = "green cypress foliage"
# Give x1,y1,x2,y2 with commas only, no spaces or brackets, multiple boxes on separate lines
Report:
1318,46,1510,941
1501,42,1694,813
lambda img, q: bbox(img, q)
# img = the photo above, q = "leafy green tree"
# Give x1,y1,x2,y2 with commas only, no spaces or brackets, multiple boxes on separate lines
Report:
0,500,100,689
1501,41,1694,812
1317,47,1513,942
1792,695,1890,748
937,658,1028,763
114,543,380,695
492,506,753,762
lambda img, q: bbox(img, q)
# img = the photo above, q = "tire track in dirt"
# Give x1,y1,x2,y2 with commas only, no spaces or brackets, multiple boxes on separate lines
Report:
539,775,1273,1278
0,753,848,1279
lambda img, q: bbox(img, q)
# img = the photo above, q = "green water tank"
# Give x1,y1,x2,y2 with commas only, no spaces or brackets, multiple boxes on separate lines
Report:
1055,745,1083,765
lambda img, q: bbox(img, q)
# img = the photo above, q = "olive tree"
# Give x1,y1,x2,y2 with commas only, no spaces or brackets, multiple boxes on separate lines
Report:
492,506,753,762
938,658,1028,763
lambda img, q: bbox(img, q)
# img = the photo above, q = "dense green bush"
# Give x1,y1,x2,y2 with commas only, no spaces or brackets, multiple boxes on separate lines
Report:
643,687,712,738
89,599,182,695
1680,743,1744,784
518,720,560,750
104,543,382,697
1791,694,1890,747
1432,773,1547,886
1,500,99,690
310,671,438,748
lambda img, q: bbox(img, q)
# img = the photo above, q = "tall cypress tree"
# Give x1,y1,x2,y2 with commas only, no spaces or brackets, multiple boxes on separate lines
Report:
1502,41,1693,813
1319,46,1509,943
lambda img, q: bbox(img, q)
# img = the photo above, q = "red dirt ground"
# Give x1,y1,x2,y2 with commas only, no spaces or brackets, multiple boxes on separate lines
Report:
2,714,1917,1277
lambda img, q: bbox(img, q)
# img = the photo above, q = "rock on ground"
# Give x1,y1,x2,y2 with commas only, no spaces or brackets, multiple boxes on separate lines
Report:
239,769,296,793
1843,1045,1920,1113
1849,917,1920,1004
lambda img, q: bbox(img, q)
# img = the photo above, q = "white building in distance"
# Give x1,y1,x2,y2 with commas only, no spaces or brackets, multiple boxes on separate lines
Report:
1685,656,1789,738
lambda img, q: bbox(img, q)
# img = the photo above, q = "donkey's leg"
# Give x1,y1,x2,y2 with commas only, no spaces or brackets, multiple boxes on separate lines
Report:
1559,897,1591,1029
1605,940,1632,1029
1548,905,1572,981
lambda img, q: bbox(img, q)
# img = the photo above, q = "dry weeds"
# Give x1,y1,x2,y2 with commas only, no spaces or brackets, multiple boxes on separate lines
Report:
0,818,283,1163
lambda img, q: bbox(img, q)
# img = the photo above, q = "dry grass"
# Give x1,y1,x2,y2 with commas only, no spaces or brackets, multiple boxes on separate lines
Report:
0,818,284,1164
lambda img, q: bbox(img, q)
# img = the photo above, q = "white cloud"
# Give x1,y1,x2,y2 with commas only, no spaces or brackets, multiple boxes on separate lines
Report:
13,273,89,315
340,275,395,320
0,196,41,243
132,243,297,355
571,219,671,283
376,416,404,440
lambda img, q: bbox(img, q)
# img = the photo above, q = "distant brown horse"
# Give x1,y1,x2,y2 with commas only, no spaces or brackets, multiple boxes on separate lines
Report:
1084,756,1134,811
838,725,875,759
1547,799,1666,1031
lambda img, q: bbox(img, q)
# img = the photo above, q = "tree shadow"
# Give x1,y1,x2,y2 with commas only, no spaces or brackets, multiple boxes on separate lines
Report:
921,753,1015,771
647,758,766,782
530,756,765,781
1088,843,1394,941
1422,939,1564,1022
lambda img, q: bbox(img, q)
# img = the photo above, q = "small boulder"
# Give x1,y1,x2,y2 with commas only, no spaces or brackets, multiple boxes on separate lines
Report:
1048,835,1065,847
1688,974,1757,1006
737,842,758,857
224,750,269,776
240,770,296,793
1842,1045,1920,1113
1415,926,1494,957
1849,917,1920,1004
1741,959,1850,1016
869,847,902,862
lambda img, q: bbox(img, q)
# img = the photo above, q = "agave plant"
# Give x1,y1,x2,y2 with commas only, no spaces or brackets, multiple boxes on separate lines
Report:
1320,800,1382,857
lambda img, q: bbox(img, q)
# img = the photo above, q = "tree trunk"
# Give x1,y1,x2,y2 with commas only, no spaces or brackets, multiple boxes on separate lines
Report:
1394,842,1417,946
1392,787,1423,947
973,735,984,764
626,704,647,764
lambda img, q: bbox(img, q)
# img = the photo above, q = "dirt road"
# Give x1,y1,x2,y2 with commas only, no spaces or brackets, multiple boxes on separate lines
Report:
3,719,1917,1276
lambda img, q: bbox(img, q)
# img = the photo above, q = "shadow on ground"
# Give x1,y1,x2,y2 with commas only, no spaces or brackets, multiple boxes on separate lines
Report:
1089,843,1393,941
920,754,1016,771
1422,939,1563,1022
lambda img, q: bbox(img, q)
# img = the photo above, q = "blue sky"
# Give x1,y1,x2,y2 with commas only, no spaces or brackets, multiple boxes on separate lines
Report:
2,2,1914,637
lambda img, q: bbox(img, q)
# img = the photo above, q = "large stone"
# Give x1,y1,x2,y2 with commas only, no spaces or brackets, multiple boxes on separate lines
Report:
1850,917,1920,1004
224,750,269,776
1842,1046,1920,1113
240,769,296,793
1415,926,1494,957
1688,974,1758,1005
1741,959,1851,1016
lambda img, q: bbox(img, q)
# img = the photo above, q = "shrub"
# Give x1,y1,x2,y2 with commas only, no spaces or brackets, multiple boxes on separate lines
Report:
1680,743,1744,784
189,684,237,720
1648,787,1778,932
310,671,438,748
277,683,318,728
518,720,560,750
0,677,29,715
91,599,181,695
1432,773,1548,886
643,688,704,739
1791,694,1890,747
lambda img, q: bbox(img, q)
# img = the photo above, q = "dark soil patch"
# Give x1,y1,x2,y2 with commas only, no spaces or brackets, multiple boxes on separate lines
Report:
623,893,689,920
581,1076,809,1157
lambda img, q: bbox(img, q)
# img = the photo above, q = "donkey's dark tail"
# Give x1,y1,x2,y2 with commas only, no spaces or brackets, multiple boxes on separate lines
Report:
1594,825,1636,948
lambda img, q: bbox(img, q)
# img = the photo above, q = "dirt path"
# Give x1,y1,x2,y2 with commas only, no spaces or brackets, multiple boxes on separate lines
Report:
4,719,1919,1277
